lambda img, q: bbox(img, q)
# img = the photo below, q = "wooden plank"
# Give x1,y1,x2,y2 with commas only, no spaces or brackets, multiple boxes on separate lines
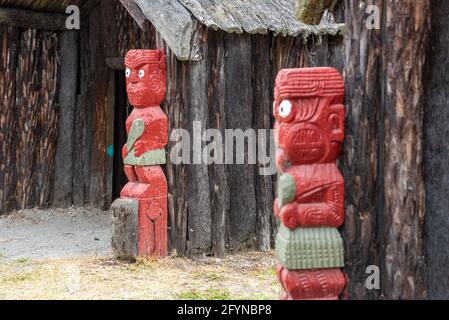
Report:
207,30,229,257
224,33,257,250
381,0,429,299
73,17,90,206
165,51,189,255
341,0,383,300
186,25,212,255
0,26,19,214
251,35,274,251
424,0,449,300
0,7,68,30
53,31,79,208
106,57,125,70
133,0,195,60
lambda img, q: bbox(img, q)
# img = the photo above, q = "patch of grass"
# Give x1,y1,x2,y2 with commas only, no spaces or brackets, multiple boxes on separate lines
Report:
0,252,278,300
177,287,231,300
193,270,225,282
2,272,36,284
250,265,277,280
14,257,31,264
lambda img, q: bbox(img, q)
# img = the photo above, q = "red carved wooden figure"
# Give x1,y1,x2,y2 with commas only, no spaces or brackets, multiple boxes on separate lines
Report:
276,265,346,300
120,49,168,257
273,67,346,300
273,67,345,230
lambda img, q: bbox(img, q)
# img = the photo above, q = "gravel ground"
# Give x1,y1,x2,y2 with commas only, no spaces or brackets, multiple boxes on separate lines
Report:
0,208,112,261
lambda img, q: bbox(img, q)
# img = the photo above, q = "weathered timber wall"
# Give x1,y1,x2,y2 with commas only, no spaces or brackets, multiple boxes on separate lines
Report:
343,0,429,299
0,26,60,214
116,3,345,256
423,0,449,300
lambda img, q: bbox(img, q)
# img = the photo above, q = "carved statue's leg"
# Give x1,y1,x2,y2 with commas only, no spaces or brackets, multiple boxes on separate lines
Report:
133,166,168,257
121,165,139,198
137,201,156,256
153,199,168,256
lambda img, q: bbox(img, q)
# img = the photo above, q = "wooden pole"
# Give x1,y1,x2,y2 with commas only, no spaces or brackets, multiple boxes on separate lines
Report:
53,31,79,207
343,0,429,299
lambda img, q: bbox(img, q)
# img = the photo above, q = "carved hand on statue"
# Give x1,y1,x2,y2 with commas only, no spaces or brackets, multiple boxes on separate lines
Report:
280,202,344,229
134,140,148,157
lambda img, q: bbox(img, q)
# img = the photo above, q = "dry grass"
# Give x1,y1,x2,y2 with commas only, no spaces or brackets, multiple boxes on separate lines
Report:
0,251,279,300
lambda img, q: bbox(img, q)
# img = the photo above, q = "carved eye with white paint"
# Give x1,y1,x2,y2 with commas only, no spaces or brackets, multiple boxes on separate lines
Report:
139,69,145,78
279,100,293,119
125,68,131,78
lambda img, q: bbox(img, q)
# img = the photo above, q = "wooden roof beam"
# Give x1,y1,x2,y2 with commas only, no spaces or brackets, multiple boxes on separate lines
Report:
117,0,152,32
0,7,68,30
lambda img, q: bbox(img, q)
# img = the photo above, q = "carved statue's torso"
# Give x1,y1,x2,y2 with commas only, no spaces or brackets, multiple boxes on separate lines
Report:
123,107,168,166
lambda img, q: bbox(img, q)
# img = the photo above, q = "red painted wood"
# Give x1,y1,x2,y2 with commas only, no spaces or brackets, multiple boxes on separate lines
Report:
276,265,346,300
273,67,346,300
274,163,344,229
274,67,345,170
121,49,168,257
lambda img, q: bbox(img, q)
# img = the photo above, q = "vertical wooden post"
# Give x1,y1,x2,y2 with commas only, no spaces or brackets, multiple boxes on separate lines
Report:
343,0,429,299
53,31,79,207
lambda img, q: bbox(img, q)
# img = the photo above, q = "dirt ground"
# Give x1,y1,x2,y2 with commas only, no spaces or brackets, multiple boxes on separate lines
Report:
0,208,279,300
0,208,111,260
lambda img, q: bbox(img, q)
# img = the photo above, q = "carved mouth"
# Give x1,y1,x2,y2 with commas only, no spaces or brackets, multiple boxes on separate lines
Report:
286,128,327,163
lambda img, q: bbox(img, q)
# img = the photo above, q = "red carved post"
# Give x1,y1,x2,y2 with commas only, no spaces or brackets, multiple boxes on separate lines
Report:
273,67,346,300
111,50,168,259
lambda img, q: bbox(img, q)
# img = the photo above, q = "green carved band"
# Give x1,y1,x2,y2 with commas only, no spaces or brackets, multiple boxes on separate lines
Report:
275,224,344,270
124,148,166,166
277,173,297,208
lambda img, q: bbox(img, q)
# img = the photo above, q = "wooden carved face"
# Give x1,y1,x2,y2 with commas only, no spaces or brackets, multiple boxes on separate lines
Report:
125,50,166,107
274,67,345,165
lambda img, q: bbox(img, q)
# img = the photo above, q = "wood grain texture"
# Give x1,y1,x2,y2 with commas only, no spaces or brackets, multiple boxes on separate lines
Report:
133,0,195,60
382,0,428,299
53,31,79,207
224,33,257,251
0,27,60,212
342,0,383,300
343,0,429,299
177,0,344,37
424,0,449,300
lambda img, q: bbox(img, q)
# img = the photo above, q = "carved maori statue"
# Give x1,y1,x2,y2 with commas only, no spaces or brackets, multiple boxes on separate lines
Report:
111,50,168,259
273,67,346,299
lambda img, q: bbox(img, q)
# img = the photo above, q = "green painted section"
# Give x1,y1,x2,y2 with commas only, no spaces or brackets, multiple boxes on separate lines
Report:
126,119,145,151
124,148,166,166
124,118,166,166
275,224,344,270
277,173,296,208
